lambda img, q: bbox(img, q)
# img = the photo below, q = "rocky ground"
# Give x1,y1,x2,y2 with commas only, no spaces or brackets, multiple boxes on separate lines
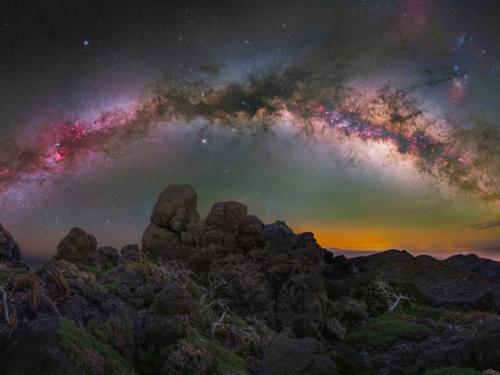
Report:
0,184,500,375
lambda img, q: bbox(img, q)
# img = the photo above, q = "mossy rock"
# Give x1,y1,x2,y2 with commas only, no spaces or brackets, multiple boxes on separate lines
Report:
125,260,154,277
165,337,250,375
423,367,481,375
57,319,136,375
87,265,105,279
346,312,432,351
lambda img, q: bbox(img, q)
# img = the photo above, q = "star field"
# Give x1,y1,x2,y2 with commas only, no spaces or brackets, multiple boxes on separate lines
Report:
1,0,500,261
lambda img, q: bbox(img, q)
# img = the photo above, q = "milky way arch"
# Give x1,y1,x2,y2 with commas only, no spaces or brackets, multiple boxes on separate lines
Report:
1,71,499,204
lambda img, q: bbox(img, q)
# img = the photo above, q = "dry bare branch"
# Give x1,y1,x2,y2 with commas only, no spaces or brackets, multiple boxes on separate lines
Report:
373,274,413,311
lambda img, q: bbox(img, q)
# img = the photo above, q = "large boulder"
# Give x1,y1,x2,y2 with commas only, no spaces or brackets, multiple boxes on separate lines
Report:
142,223,182,261
258,329,338,375
206,201,248,230
55,228,97,263
143,184,201,261
150,184,199,231
96,246,119,267
0,223,21,263
152,283,197,316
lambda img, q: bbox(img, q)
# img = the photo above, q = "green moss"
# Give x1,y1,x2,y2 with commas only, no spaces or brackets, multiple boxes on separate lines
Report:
423,367,481,375
126,260,153,277
165,337,250,375
346,312,432,351
87,266,105,279
203,338,250,373
58,319,135,375
104,281,120,294
88,315,134,359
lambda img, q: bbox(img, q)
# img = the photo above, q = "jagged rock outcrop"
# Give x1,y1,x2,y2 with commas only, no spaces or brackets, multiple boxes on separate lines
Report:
2,185,500,375
151,184,200,230
97,246,119,266
55,227,97,264
142,187,337,336
142,184,200,261
0,223,21,263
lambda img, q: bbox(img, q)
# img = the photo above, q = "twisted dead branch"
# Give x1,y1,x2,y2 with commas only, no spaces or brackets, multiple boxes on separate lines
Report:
46,265,70,303
373,274,413,311
13,274,40,312
0,285,17,332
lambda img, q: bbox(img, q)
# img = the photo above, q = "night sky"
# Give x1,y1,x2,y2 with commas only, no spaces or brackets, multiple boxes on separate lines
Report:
1,0,500,261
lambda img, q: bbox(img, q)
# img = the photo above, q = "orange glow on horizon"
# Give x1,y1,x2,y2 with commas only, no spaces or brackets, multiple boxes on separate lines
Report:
292,221,500,254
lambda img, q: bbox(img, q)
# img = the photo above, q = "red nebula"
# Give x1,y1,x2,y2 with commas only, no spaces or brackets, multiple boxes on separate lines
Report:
448,79,465,103
0,167,11,177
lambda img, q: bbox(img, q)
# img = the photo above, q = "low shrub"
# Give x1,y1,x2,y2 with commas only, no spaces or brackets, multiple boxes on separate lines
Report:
346,312,432,351
58,319,135,375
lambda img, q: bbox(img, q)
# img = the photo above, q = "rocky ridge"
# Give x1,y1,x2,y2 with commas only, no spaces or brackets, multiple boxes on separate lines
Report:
0,184,499,375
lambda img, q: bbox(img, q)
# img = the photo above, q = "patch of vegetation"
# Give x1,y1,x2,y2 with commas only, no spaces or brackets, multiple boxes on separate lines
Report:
88,314,135,359
403,303,449,321
204,338,250,373
104,281,120,294
87,266,105,279
126,260,153,277
423,367,481,375
165,337,250,375
346,312,432,351
58,319,135,375
0,267,27,282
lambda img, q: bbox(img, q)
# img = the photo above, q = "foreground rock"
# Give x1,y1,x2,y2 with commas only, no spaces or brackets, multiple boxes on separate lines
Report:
0,223,21,264
0,185,500,375
55,227,98,264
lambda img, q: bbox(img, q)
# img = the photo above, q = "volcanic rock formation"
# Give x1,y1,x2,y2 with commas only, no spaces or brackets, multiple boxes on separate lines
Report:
0,185,499,374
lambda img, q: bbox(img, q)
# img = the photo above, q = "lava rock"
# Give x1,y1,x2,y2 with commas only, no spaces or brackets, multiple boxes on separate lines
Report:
152,283,197,316
97,246,119,266
142,223,182,261
206,201,248,230
0,223,21,263
258,328,338,375
55,228,97,263
150,184,199,231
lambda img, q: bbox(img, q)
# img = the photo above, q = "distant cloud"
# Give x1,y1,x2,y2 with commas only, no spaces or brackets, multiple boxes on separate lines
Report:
471,220,500,230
